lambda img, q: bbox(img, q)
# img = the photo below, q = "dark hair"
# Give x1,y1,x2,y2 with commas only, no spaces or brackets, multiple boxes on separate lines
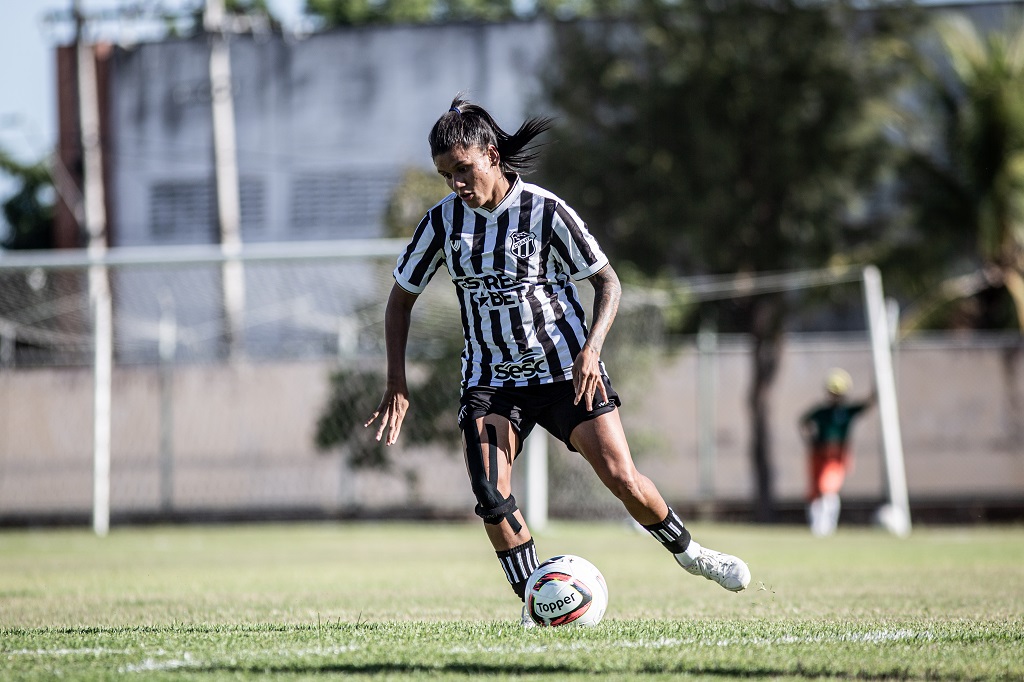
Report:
428,94,553,174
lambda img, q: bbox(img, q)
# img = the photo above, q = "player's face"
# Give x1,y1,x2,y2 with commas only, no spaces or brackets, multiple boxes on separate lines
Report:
433,144,507,210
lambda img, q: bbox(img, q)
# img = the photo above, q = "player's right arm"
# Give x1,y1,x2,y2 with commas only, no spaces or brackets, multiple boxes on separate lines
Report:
798,409,817,445
365,283,419,446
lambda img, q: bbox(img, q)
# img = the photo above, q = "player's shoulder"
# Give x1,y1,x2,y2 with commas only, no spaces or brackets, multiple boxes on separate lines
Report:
520,181,587,226
807,404,831,419
430,192,459,213
521,180,567,205
417,193,459,229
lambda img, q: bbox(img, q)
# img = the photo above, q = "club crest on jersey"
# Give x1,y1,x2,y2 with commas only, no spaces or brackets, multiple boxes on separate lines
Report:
508,232,537,259
450,238,462,253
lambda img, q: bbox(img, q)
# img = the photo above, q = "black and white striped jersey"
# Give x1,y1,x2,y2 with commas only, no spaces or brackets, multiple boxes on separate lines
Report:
394,175,609,389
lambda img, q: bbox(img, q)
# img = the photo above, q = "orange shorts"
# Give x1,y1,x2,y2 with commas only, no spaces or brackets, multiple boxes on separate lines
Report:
809,445,850,498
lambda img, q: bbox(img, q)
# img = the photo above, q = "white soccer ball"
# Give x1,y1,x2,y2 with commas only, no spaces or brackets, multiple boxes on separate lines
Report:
524,554,609,627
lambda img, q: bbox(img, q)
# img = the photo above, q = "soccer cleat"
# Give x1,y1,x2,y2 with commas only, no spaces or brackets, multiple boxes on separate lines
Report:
675,540,751,592
520,604,536,629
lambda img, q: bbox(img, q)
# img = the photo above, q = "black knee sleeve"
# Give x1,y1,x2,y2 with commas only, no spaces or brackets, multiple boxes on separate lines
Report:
465,422,522,533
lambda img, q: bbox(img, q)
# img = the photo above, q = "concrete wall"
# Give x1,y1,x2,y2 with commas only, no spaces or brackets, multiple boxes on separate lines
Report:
625,335,1024,506
1,335,1020,522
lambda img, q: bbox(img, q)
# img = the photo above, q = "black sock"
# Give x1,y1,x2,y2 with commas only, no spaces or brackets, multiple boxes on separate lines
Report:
497,538,539,601
642,507,691,554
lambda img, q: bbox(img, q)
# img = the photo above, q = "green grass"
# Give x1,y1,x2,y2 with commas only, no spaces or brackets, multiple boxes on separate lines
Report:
1,521,1022,680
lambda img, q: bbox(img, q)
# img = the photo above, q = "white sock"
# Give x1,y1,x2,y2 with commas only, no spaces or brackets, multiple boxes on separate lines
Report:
809,498,827,537
675,539,703,566
823,493,841,535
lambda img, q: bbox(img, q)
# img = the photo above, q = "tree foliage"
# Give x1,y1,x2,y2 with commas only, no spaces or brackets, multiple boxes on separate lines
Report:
537,0,923,518
314,339,463,470
301,0,641,25
304,0,516,26
383,167,449,239
0,149,53,251
897,13,1024,331
540,0,920,282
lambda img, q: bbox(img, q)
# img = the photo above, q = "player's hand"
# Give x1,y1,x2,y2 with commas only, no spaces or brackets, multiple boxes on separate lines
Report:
365,388,410,446
572,346,607,411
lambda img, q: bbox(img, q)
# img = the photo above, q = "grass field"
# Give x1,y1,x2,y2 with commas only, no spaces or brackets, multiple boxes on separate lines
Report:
1,521,1022,680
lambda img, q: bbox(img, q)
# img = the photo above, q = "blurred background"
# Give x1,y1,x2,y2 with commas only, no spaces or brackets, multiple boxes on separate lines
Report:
0,0,1021,531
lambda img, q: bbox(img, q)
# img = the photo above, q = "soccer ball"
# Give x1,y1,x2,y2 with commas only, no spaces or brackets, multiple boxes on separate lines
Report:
524,554,608,627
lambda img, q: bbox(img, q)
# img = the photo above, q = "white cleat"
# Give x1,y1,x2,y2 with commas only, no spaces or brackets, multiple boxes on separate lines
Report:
520,604,536,628
675,540,751,592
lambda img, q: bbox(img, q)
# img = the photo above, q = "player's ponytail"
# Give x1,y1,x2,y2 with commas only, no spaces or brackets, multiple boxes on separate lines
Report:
429,94,553,174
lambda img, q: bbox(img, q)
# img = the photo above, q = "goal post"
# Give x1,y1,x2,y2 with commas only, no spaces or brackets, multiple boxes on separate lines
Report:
862,265,912,536
680,264,912,534
522,433,549,532
90,264,112,536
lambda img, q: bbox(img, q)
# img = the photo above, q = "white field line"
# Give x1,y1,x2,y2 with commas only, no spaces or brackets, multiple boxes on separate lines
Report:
121,652,197,673
118,645,362,674
446,628,936,654
5,647,134,656
9,630,935,670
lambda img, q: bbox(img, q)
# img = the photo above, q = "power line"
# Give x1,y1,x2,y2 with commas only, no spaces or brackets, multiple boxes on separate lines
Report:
677,265,864,302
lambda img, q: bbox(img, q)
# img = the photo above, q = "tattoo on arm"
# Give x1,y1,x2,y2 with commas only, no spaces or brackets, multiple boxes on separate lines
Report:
586,266,621,355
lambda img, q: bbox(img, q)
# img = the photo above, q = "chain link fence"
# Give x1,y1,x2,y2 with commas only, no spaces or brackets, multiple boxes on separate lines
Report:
0,243,670,524
2,245,1021,526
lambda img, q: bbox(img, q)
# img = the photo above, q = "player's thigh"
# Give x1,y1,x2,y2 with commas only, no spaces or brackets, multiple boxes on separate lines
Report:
462,414,520,494
569,410,637,484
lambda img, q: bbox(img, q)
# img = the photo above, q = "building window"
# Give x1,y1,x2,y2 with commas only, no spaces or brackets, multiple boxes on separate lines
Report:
150,177,265,243
289,171,395,239
150,180,214,242
239,177,265,237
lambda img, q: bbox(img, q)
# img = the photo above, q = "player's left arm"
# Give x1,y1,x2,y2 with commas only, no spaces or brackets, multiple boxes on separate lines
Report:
574,264,620,410
853,386,879,415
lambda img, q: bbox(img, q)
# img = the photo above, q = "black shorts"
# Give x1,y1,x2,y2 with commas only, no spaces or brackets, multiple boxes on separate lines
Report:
458,377,621,454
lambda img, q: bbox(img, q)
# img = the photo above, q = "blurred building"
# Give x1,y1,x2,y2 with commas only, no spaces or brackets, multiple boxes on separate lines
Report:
55,20,554,248
52,2,1023,251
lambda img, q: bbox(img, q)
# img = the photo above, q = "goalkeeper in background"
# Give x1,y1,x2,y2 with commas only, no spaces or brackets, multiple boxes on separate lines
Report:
799,368,876,537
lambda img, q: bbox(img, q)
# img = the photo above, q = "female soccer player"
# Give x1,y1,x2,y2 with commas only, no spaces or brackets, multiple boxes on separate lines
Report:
366,95,749,624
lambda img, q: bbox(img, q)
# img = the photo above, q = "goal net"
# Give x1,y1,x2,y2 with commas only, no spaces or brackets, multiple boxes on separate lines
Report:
0,241,908,535
0,240,464,529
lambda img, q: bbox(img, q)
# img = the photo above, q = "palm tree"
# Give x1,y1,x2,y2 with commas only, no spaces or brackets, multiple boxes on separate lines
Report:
900,13,1024,332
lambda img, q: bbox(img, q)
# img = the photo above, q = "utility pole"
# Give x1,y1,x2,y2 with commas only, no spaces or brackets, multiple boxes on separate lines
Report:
204,0,246,358
73,0,113,537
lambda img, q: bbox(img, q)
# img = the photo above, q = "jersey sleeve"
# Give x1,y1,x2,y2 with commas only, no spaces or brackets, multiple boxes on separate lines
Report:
393,205,446,294
848,402,870,418
550,201,609,281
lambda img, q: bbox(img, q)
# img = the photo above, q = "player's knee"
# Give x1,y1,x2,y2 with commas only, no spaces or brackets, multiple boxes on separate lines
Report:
464,419,521,531
602,468,644,503
471,477,521,533
474,488,518,525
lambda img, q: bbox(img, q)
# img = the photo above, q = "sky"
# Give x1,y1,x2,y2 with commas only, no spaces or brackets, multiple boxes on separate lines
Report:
0,0,306,207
